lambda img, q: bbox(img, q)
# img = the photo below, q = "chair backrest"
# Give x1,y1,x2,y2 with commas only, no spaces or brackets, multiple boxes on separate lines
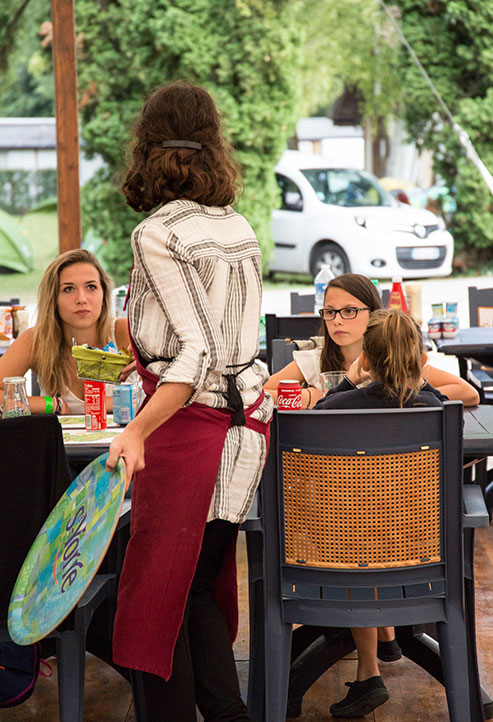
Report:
265,314,321,373
262,402,464,626
290,292,315,315
0,415,71,620
468,286,493,327
270,339,296,374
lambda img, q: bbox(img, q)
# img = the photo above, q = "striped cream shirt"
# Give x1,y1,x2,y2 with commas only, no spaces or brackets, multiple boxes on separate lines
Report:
129,199,273,523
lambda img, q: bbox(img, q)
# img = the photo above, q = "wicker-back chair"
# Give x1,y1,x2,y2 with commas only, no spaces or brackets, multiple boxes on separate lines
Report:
260,403,487,722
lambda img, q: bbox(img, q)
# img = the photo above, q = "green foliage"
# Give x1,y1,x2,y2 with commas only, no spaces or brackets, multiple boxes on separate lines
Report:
0,0,54,116
300,0,402,123
76,0,303,281
0,169,57,214
395,0,493,257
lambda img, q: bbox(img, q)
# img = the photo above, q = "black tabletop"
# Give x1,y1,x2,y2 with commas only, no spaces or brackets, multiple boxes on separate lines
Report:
464,405,493,457
436,327,493,356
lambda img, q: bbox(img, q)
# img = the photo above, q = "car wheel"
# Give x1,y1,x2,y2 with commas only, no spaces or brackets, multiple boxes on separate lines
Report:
310,243,350,278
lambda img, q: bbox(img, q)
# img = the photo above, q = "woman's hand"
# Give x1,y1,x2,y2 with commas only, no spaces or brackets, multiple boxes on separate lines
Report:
106,426,145,492
346,356,371,386
120,359,137,382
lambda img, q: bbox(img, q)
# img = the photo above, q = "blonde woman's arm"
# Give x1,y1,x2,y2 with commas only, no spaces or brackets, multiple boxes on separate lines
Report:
263,360,324,408
422,363,480,406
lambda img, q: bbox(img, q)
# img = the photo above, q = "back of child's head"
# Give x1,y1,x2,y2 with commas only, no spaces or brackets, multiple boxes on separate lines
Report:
362,309,423,406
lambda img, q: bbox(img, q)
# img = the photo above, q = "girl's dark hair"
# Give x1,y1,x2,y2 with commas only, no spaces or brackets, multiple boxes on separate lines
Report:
122,80,240,212
363,309,424,407
320,273,382,372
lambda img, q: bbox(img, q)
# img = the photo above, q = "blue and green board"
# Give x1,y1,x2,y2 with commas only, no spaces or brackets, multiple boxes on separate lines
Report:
8,453,125,645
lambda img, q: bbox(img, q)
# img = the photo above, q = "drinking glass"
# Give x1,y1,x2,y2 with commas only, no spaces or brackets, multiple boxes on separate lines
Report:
3,376,31,418
320,371,345,391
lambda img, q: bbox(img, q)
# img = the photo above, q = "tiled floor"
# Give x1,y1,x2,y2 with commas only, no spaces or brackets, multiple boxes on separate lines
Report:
2,527,492,722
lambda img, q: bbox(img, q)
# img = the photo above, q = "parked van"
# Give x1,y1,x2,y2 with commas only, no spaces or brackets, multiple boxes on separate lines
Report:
270,151,454,278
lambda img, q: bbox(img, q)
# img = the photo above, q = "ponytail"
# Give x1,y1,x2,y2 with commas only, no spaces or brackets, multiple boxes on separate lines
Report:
362,310,423,406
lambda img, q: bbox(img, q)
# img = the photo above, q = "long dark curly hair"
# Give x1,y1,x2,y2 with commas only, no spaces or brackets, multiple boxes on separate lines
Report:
122,80,241,212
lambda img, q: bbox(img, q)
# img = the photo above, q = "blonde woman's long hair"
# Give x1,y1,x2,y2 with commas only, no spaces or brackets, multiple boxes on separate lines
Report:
362,309,423,407
32,249,113,395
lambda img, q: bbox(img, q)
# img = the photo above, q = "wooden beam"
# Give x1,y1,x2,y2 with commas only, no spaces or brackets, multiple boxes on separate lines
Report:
51,0,81,253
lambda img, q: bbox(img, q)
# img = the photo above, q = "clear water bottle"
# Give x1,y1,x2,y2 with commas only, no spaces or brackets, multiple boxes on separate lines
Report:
3,376,30,418
314,264,335,313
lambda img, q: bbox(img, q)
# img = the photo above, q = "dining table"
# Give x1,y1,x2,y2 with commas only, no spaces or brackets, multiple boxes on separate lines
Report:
435,327,493,379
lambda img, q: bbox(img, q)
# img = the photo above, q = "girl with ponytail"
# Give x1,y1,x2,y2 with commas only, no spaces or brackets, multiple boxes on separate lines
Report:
316,309,448,717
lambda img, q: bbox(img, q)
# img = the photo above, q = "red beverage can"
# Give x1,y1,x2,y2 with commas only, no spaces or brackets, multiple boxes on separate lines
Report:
277,380,302,410
84,380,107,430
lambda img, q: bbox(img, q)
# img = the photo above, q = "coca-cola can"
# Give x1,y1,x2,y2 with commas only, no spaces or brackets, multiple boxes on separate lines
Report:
84,380,107,430
277,380,302,410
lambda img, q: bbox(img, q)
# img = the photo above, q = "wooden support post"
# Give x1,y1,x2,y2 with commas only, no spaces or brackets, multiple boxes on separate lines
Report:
51,0,81,253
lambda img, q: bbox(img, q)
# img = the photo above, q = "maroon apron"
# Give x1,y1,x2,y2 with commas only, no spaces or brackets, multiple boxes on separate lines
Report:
112,334,270,680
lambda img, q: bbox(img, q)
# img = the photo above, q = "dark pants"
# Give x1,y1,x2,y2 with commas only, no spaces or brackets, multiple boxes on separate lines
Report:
132,520,250,722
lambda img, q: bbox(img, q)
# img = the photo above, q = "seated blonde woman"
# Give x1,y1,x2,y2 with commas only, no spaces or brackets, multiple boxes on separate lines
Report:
0,249,133,415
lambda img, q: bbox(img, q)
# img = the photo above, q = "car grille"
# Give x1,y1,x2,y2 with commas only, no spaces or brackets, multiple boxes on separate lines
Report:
396,246,447,270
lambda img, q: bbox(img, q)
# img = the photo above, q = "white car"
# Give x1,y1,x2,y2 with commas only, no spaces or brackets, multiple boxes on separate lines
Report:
270,151,454,279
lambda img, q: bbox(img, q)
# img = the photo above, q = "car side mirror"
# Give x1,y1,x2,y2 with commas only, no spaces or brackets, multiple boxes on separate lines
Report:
283,191,303,211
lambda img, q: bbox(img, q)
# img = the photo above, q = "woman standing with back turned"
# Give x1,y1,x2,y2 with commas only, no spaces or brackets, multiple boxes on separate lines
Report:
106,81,273,722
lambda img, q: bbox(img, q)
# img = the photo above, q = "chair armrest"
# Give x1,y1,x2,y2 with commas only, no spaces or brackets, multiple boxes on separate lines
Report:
76,573,116,610
463,485,489,528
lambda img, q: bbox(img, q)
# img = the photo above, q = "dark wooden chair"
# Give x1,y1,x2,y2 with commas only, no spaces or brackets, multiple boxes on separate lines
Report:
265,314,321,374
467,287,493,404
248,404,489,722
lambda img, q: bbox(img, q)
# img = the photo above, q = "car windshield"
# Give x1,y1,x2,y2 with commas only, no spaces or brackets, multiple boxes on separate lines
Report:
301,168,394,208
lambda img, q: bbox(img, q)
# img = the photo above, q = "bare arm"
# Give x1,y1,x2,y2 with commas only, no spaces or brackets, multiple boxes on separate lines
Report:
105,381,193,489
263,359,324,408
422,363,480,406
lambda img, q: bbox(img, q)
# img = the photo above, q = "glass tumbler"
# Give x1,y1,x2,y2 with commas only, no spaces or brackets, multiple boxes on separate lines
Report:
320,371,346,392
3,376,31,418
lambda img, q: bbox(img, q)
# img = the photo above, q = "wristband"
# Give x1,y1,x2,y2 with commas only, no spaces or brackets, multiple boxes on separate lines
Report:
305,387,312,409
44,396,53,414
343,375,357,389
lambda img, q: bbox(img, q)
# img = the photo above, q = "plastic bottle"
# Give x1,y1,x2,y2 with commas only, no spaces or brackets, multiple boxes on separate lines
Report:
314,264,336,313
114,287,128,317
387,276,409,314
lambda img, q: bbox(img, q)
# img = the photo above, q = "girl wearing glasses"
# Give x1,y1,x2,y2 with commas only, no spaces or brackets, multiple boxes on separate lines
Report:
314,309,447,717
264,273,479,409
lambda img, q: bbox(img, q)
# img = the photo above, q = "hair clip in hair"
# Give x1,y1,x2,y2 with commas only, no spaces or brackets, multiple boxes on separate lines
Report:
161,140,202,150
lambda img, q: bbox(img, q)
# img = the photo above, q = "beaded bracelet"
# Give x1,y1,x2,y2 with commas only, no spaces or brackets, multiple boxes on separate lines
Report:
53,395,64,416
44,396,53,414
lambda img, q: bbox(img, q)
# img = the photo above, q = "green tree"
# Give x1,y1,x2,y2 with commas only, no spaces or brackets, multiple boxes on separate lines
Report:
0,0,54,117
395,0,493,261
76,0,303,283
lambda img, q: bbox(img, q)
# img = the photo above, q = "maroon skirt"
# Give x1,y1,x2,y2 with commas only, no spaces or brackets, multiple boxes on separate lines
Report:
112,345,270,679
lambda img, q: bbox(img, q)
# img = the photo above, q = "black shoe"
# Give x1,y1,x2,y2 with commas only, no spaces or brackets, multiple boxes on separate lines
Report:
377,638,402,662
330,676,389,717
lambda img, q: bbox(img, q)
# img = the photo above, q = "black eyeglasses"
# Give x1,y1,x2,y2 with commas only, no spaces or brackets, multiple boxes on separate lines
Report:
318,306,371,320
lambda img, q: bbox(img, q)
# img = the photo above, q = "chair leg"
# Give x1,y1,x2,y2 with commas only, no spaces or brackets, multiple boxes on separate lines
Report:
56,630,86,722
264,621,292,722
245,530,265,722
131,669,149,722
437,618,473,722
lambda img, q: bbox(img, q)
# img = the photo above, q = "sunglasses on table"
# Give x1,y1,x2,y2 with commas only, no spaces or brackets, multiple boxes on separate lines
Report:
318,306,371,320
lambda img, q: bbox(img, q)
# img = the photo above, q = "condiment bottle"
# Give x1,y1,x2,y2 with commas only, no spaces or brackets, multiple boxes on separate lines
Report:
387,277,409,314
